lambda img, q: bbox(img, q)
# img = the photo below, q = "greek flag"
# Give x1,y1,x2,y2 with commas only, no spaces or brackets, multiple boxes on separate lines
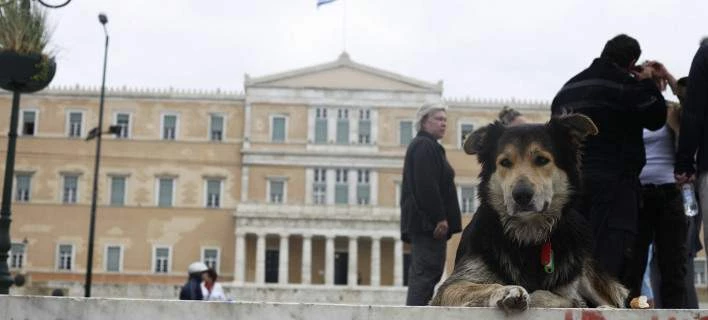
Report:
317,0,337,7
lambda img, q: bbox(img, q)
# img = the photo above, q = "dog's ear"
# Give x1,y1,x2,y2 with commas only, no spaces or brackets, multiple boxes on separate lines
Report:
463,126,489,155
463,122,505,155
549,113,598,144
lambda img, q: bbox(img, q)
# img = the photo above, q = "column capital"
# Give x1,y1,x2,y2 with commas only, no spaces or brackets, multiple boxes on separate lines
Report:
279,232,290,238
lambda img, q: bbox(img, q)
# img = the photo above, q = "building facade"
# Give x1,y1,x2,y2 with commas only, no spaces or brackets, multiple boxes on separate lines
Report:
1,53,580,303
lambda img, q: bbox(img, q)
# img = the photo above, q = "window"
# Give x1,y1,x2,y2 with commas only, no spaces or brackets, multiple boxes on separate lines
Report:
210,114,224,141
67,111,83,138
62,174,79,204
695,259,706,286
105,245,122,272
265,249,279,283
336,109,349,144
205,179,222,208
161,114,178,140
153,247,171,273
460,123,475,148
400,121,414,146
202,248,219,271
357,170,370,205
313,168,327,205
21,110,37,136
10,242,25,269
315,108,328,144
157,177,174,207
269,180,284,204
109,176,126,206
15,173,31,202
335,169,348,204
461,186,477,214
115,113,130,139
358,109,371,144
271,116,286,142
57,244,73,271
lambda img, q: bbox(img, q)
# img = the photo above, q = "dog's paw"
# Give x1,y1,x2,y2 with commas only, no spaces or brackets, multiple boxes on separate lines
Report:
490,285,529,313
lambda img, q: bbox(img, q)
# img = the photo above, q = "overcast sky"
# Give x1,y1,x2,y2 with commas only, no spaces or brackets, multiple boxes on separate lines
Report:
43,0,707,102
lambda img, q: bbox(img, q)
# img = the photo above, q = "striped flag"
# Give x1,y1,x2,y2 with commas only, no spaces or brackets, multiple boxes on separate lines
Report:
317,0,337,7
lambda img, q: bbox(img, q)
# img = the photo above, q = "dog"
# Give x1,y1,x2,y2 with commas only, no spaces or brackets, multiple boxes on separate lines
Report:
429,113,628,312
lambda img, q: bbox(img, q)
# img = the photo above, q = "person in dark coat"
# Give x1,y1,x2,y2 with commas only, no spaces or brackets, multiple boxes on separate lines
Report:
400,102,462,306
179,261,208,300
550,34,667,290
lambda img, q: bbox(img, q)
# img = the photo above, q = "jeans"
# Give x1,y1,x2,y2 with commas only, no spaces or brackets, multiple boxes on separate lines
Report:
627,183,687,308
406,233,447,306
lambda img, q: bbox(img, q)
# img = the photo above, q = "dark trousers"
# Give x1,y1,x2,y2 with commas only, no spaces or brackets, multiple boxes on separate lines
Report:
627,184,687,308
406,233,447,306
580,177,639,288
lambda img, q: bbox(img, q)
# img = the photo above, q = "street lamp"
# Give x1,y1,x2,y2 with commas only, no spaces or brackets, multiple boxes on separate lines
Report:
84,12,111,298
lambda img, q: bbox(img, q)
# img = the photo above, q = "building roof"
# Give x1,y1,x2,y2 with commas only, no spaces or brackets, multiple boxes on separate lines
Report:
245,52,443,93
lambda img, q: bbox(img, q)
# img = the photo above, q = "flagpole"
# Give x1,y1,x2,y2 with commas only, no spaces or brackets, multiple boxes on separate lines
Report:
342,0,347,52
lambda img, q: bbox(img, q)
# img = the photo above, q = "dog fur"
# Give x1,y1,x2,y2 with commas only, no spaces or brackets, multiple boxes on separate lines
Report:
429,114,628,313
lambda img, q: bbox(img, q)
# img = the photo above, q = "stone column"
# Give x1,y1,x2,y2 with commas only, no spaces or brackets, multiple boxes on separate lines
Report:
371,236,381,286
278,233,289,284
234,232,246,284
325,235,335,285
302,234,312,285
255,233,266,284
240,166,249,202
348,236,358,286
394,239,403,286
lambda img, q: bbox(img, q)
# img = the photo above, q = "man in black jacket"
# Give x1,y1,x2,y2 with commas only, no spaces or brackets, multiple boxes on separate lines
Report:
550,34,667,288
400,102,462,306
676,38,708,262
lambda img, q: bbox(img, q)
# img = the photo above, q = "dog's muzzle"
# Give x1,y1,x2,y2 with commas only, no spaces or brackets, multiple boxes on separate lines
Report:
511,182,549,214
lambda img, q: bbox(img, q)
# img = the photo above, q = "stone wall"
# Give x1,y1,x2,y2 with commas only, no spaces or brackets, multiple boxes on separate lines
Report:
1,295,707,320
11,282,408,305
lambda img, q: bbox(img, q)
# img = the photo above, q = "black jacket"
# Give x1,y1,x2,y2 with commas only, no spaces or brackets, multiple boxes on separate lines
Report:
676,45,708,176
400,131,462,243
179,274,204,300
551,58,667,179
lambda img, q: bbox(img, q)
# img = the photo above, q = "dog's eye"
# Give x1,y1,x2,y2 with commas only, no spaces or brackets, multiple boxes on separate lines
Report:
534,156,550,166
499,159,513,168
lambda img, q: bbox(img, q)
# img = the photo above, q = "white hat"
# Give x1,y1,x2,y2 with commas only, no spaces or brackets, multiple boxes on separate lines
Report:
415,102,448,131
187,261,208,274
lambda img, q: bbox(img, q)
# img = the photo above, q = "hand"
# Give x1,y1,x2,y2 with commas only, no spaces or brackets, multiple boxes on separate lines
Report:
433,220,449,240
675,173,695,185
631,65,654,81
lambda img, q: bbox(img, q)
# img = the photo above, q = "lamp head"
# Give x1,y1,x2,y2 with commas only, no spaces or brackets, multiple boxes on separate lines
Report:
98,13,108,25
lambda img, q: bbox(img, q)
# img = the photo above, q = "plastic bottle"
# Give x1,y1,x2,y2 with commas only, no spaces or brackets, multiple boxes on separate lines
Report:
681,184,699,217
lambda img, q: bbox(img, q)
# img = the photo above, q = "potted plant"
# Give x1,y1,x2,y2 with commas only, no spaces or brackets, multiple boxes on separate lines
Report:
0,0,56,93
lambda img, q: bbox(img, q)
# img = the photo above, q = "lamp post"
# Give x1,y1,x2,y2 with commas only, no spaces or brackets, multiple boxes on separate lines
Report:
84,12,109,298
0,0,68,296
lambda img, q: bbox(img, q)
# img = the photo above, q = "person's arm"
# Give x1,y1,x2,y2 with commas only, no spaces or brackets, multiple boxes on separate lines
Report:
411,140,445,225
623,74,667,131
676,46,708,178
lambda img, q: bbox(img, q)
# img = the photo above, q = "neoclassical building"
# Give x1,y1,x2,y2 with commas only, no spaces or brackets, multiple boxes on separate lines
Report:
1,53,582,303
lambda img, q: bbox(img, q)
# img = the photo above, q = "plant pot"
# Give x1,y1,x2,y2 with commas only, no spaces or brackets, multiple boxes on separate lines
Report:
0,51,56,93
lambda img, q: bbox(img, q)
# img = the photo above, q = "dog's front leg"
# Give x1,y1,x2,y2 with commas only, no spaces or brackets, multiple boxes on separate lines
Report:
529,290,581,308
431,280,529,313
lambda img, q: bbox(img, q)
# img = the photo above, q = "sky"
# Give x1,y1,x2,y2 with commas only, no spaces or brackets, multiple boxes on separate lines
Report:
41,0,708,102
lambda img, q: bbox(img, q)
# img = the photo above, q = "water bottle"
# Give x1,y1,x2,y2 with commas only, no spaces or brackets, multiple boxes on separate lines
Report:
681,184,699,217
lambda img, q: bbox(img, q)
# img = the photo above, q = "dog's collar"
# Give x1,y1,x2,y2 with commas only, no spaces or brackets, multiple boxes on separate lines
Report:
541,241,555,274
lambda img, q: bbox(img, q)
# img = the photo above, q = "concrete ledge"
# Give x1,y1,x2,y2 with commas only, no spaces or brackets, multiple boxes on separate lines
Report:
2,296,708,320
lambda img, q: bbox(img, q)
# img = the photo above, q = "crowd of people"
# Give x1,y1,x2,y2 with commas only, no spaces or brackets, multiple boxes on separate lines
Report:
401,34,708,309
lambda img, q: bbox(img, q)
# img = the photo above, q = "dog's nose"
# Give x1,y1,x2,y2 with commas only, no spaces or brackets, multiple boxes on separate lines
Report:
512,184,534,207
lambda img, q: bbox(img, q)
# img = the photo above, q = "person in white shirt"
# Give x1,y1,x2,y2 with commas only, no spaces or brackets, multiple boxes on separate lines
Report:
200,268,226,301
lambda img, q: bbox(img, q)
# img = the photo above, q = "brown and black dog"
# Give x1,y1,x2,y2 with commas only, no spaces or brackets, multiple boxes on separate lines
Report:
430,114,628,313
